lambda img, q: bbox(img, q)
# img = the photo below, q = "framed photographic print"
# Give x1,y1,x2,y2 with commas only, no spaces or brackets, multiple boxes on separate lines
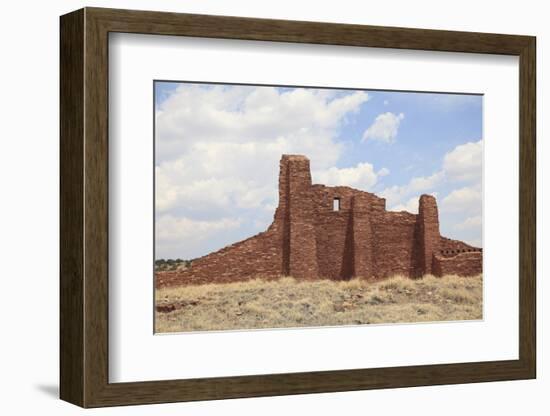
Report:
153,81,485,333
60,7,536,408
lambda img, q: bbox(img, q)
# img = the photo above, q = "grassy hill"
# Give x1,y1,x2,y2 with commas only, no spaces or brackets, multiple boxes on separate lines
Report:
155,274,482,333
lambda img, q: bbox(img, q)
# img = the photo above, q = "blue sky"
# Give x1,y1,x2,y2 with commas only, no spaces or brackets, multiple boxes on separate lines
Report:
155,82,482,260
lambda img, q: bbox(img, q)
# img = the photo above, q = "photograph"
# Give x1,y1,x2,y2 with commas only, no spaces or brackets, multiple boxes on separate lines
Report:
153,81,483,333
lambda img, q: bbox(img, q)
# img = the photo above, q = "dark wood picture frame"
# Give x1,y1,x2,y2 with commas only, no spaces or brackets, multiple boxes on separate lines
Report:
60,7,536,408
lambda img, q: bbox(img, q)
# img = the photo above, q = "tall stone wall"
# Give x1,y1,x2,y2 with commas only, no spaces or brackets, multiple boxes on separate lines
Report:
314,211,353,280
156,154,482,288
371,211,418,278
351,194,374,280
417,195,441,276
283,155,319,279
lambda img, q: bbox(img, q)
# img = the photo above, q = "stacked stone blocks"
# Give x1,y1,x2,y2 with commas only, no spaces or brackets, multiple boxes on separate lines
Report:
156,155,482,288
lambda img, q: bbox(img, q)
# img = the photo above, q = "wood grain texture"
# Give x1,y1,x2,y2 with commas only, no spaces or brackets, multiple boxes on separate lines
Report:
84,10,111,406
87,7,532,54
59,7,537,408
518,38,536,375
59,8,84,406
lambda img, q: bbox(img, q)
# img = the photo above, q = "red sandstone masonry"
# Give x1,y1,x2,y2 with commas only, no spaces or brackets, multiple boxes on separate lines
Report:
417,195,440,275
156,155,482,288
432,252,483,277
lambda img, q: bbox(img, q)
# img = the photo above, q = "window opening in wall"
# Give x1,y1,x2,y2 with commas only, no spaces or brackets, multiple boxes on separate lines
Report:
333,198,340,211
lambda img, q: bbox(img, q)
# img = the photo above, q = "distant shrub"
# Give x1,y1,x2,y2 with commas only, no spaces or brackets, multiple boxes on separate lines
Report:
155,258,191,272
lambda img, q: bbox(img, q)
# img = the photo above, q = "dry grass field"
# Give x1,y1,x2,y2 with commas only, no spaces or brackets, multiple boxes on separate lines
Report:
155,274,482,333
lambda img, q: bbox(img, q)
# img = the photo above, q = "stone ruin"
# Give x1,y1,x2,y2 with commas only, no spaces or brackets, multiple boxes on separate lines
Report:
156,155,482,288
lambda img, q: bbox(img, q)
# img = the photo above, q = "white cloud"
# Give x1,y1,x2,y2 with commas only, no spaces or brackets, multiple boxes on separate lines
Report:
156,85,369,162
313,163,389,191
443,140,482,183
439,141,482,244
155,85,370,258
380,139,482,216
380,171,443,207
362,112,404,143
389,197,419,214
156,215,242,243
156,215,245,259
441,185,482,215
454,215,482,230
388,192,438,214
155,151,277,215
